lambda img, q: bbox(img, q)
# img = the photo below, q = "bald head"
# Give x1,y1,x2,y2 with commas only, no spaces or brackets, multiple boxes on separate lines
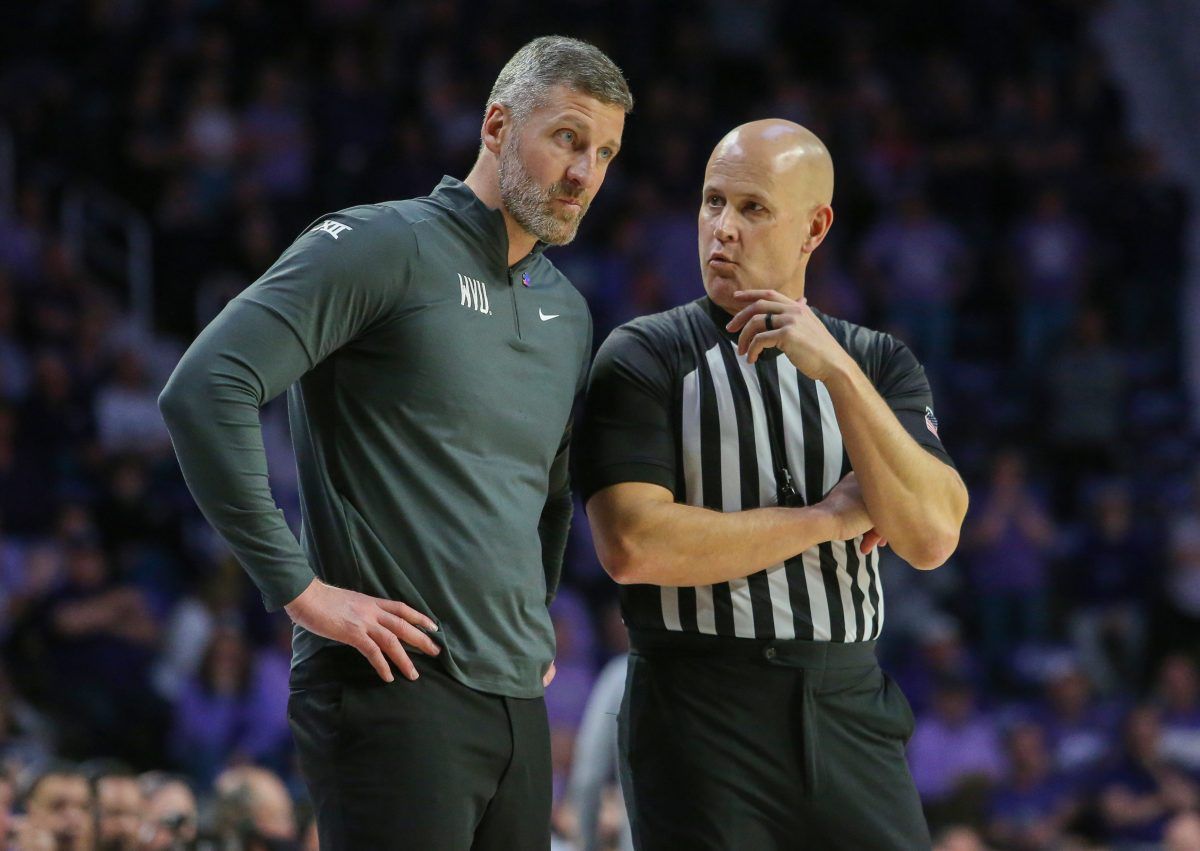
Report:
699,119,836,309
214,766,296,841
708,120,834,211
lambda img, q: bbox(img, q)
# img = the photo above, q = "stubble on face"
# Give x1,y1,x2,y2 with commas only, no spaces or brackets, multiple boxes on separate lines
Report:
497,130,589,246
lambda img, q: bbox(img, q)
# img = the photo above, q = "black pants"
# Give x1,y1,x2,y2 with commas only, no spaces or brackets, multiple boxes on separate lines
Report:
288,646,551,850
620,629,930,851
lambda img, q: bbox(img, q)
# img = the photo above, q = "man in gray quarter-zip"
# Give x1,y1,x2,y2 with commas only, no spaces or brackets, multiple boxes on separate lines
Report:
159,36,631,850
578,121,969,850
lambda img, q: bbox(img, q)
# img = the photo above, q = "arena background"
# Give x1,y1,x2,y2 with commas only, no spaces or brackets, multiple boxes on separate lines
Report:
2,1,1200,848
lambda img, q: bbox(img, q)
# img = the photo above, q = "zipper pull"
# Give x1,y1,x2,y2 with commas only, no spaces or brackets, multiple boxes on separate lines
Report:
777,467,799,506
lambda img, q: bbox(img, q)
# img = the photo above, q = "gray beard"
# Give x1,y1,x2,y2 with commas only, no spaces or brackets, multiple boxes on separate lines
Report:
497,136,587,246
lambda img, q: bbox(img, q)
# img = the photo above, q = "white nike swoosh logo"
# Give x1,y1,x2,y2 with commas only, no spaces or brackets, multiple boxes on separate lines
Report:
539,309,560,321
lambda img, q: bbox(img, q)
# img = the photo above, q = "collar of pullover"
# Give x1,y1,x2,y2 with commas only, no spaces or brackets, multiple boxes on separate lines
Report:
430,176,550,271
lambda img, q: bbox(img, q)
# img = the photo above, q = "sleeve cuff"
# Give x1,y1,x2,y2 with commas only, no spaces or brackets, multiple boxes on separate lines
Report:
580,461,675,504
261,572,317,613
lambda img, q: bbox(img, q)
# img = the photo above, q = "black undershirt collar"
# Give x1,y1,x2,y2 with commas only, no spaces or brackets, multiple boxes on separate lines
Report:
699,295,781,359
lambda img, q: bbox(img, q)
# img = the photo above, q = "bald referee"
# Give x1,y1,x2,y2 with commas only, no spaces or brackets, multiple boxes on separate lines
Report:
577,120,969,849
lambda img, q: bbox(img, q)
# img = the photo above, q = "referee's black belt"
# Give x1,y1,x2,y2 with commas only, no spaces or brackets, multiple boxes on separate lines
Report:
628,627,877,669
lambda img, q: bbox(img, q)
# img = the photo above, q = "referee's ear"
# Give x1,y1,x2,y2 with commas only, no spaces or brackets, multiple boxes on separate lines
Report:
802,204,834,254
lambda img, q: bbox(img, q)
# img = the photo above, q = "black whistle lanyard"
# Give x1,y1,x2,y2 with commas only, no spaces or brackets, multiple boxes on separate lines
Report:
755,360,802,507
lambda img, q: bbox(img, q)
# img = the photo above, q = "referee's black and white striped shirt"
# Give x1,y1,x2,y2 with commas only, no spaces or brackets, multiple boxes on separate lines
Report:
577,296,955,643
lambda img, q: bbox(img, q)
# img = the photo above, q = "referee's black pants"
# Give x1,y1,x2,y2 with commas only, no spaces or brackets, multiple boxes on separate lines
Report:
288,646,551,850
620,629,930,851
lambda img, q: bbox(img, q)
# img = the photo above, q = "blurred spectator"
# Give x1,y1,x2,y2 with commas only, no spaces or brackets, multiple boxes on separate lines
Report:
1167,811,1200,851
1156,654,1200,773
239,617,294,777
94,455,184,586
1165,469,1200,652
1030,659,1120,783
1098,706,1199,847
0,773,14,850
72,304,117,398
123,52,174,208
212,765,298,850
804,242,867,326
20,764,93,851
94,348,171,457
151,564,245,703
892,615,984,717
855,104,924,208
89,762,143,851
1004,76,1082,189
907,676,1005,808
169,626,255,787
181,74,238,217
632,203,699,311
136,772,197,851
1095,145,1187,344
3,389,66,537
546,590,601,814
986,723,1080,850
424,78,483,162
0,516,29,641
20,348,95,470
965,450,1059,677
240,64,312,201
860,193,968,373
932,824,990,851
0,186,49,283
15,534,161,762
0,540,61,649
1011,188,1090,368
1043,308,1127,512
313,44,392,204
27,242,89,350
0,672,54,779
0,274,30,403
1065,483,1151,691
923,58,993,227
565,654,632,851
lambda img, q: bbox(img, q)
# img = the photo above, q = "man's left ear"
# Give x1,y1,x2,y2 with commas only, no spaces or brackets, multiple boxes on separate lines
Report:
802,205,834,254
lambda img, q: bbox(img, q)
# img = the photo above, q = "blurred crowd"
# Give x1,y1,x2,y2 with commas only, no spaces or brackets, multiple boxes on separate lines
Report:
0,0,1198,849
0,762,311,850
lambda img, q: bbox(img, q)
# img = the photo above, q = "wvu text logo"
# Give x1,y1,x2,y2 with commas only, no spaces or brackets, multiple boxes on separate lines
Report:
311,220,353,240
458,273,491,315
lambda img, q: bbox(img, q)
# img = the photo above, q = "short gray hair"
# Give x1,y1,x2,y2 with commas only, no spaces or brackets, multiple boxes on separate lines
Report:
487,35,633,122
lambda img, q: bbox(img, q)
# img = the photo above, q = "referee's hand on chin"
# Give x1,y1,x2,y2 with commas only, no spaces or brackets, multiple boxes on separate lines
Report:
284,579,441,683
